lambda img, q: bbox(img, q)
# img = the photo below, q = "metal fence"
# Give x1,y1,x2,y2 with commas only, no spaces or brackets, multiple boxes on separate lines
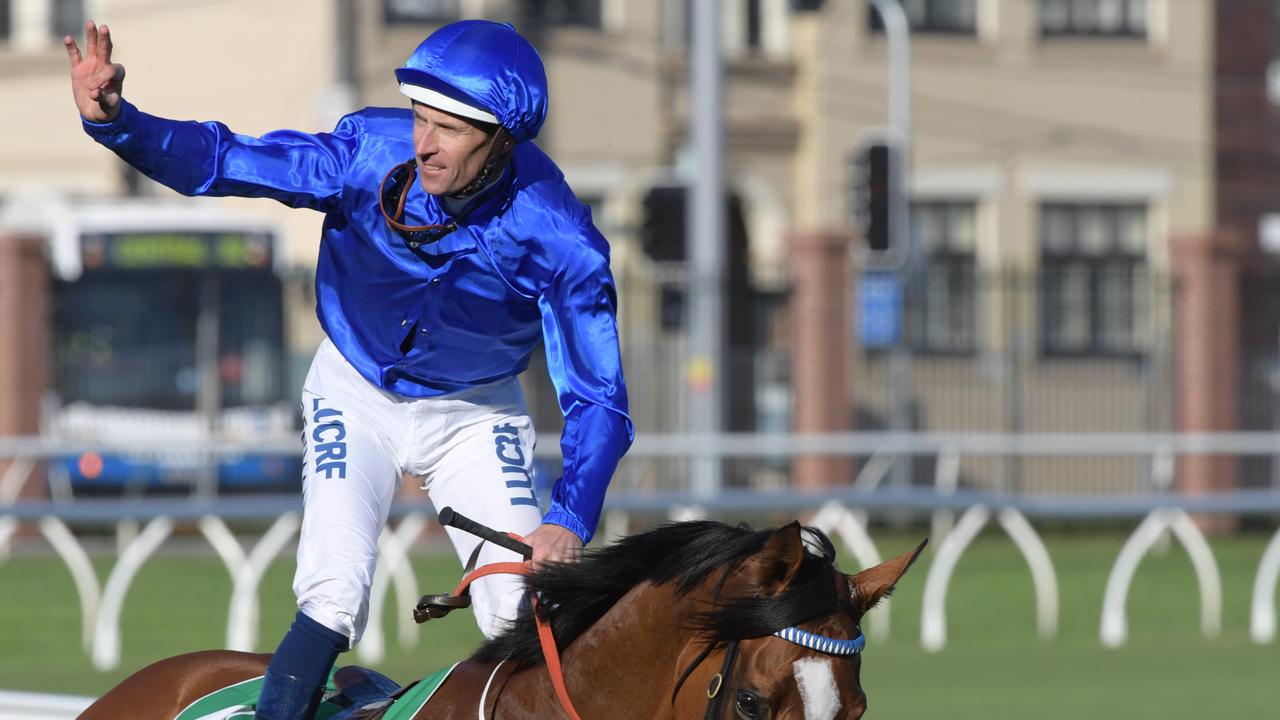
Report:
589,263,1200,494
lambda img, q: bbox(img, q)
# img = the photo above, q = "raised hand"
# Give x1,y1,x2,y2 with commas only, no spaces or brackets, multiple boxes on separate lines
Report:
65,20,125,123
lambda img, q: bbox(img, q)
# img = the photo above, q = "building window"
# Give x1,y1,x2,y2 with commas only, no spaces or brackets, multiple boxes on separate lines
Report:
51,0,83,41
673,0,788,56
383,0,460,25
869,0,977,35
518,0,603,30
0,0,11,43
906,201,977,353
731,0,790,55
1039,203,1147,357
744,0,764,50
1040,0,1147,38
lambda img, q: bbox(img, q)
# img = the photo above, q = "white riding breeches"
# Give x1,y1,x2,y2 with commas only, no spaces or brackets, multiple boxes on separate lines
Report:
293,339,543,647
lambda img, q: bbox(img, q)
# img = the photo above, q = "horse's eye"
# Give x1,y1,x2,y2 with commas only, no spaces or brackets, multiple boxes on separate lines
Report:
735,690,765,719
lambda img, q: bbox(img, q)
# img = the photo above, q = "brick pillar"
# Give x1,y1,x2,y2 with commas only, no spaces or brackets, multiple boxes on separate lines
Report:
0,234,49,500
788,231,853,489
1171,232,1242,533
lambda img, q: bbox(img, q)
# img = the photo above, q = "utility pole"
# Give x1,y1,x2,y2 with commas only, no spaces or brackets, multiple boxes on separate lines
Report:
866,0,915,493
689,0,726,498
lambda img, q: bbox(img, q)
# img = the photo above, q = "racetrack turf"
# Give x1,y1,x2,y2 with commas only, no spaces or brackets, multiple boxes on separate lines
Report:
0,528,1276,718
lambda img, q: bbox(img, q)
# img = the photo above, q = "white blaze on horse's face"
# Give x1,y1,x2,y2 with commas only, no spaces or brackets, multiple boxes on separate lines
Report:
793,657,841,720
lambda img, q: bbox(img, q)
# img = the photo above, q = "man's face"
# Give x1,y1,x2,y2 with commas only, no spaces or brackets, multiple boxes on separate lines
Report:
412,102,497,196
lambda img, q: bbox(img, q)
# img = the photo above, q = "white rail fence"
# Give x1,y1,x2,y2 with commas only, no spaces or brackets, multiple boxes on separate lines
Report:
8,499,429,671
2,432,1280,671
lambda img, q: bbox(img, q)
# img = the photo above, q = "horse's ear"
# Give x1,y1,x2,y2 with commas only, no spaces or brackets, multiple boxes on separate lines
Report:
730,522,806,596
849,539,927,614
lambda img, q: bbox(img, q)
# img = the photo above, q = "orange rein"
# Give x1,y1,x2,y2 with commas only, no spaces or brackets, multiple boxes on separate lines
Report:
449,536,585,720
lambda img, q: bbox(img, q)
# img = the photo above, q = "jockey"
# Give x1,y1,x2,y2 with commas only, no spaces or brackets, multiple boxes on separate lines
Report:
66,18,633,720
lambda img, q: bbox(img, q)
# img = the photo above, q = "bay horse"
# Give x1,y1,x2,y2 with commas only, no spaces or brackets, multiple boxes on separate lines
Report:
78,519,924,719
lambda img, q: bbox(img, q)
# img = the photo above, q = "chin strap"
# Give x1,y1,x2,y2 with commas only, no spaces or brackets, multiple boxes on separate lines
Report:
450,127,514,199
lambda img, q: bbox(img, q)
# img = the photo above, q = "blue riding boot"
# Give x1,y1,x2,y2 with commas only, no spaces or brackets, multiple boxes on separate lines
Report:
255,611,349,720
254,670,325,720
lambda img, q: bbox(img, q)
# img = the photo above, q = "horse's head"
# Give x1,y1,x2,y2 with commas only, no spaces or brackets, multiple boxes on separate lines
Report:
675,523,926,720
473,519,924,720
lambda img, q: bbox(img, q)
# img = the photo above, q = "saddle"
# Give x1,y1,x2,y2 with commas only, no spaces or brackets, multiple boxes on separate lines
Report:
169,666,447,720
326,665,409,720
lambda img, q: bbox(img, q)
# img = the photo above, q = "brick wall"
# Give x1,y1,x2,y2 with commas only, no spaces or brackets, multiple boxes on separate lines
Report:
788,231,853,488
1171,232,1241,498
1211,0,1280,508
0,234,49,500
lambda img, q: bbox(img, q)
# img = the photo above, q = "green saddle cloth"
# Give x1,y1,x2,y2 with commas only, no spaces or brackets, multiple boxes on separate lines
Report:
172,665,455,720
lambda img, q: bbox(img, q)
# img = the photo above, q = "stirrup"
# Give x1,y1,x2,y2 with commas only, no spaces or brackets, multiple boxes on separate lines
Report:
413,591,471,622
415,538,487,622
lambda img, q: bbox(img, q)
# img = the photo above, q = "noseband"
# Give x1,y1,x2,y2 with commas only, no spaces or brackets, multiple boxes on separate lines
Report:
673,625,866,720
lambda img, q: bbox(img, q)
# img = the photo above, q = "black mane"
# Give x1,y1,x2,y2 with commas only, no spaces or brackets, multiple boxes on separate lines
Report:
471,520,841,667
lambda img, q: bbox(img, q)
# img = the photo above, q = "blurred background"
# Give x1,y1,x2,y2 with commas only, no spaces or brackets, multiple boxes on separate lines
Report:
1,0,1279,718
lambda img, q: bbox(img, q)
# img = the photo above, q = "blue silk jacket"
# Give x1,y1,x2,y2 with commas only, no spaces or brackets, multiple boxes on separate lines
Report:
82,100,633,543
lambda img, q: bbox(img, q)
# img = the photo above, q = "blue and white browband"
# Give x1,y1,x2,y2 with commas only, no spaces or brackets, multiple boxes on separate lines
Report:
773,626,866,655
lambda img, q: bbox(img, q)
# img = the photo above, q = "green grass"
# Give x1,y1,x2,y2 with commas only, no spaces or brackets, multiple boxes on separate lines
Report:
1,531,1278,718
861,531,1280,718
0,549,484,696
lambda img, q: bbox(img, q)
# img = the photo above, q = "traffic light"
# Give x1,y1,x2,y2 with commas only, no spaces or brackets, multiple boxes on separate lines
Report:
640,185,686,262
851,140,895,252
638,184,754,335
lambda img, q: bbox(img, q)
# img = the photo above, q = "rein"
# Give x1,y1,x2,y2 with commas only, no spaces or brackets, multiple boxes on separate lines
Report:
445,548,586,720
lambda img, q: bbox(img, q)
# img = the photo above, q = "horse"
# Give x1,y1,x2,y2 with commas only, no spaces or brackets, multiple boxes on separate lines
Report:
78,519,925,719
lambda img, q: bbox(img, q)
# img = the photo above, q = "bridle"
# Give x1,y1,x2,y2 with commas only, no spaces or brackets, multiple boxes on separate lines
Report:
671,626,866,720
670,564,866,720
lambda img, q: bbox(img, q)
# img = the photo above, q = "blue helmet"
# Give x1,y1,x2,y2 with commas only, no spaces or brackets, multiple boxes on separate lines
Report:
395,20,548,143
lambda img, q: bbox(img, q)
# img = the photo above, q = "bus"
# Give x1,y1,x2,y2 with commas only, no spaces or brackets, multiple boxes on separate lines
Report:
12,198,301,496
